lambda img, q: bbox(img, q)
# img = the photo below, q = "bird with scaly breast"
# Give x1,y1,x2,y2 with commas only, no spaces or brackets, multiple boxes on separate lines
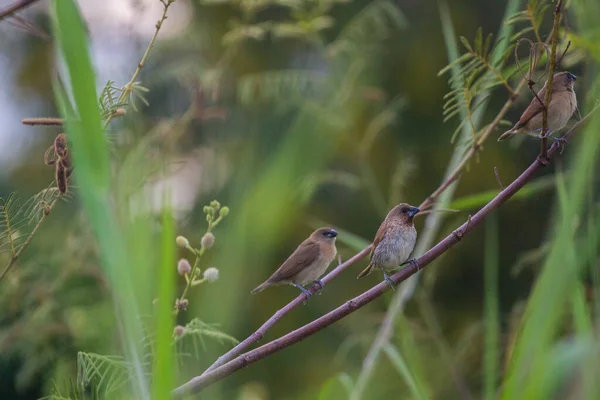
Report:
357,203,420,289
498,71,577,146
251,227,338,300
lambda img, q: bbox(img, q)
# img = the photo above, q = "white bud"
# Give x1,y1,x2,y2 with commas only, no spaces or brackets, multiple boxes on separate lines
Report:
203,267,219,283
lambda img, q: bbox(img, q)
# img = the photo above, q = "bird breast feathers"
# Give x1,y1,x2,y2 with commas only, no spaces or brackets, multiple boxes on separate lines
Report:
372,224,416,269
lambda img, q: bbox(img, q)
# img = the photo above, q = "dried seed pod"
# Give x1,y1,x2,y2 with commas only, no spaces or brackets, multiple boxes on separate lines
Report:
55,162,68,194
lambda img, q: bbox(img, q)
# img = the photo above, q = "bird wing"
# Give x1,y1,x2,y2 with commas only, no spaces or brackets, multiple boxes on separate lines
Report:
513,85,547,130
268,240,321,283
369,221,388,261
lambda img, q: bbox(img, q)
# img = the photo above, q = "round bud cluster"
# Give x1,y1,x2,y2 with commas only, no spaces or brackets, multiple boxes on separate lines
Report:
219,207,230,217
177,258,192,276
175,298,189,311
203,267,219,283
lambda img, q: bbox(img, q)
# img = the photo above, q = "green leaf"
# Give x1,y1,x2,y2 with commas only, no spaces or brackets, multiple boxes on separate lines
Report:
459,36,472,52
151,208,176,400
474,27,483,54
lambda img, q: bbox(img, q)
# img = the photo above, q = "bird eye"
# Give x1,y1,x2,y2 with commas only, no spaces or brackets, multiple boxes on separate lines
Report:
401,208,407,213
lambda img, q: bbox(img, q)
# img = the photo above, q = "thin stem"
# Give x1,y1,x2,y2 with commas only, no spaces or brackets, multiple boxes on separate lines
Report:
171,112,594,397
423,79,525,210
104,0,176,128
21,117,64,126
0,199,58,281
540,0,563,158
0,0,39,21
526,4,543,44
177,249,203,310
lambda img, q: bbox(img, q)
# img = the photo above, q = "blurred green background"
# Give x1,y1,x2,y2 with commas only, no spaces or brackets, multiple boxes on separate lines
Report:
0,0,599,399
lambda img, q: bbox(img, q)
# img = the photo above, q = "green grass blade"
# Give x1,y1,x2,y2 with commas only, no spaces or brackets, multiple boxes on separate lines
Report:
152,206,176,400
50,1,149,398
383,344,429,400
484,212,499,400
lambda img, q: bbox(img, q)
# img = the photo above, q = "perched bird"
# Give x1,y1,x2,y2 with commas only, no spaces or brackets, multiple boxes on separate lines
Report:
357,203,420,289
251,227,338,300
498,71,577,143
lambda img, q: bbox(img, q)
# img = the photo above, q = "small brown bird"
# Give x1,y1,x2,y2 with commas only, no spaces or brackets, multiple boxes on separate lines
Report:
498,71,577,143
357,203,420,289
251,227,338,299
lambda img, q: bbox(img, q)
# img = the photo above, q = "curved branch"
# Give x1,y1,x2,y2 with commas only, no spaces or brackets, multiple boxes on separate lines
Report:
0,0,40,21
172,104,597,398
197,80,526,377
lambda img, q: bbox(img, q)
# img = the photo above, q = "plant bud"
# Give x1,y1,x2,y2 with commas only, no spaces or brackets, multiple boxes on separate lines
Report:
175,298,189,311
177,258,192,275
173,325,185,337
203,267,219,283
201,232,215,249
219,206,230,217
176,236,189,248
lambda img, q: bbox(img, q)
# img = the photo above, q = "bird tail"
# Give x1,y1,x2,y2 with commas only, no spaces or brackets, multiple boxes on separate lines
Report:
250,281,271,294
498,129,516,141
356,263,374,279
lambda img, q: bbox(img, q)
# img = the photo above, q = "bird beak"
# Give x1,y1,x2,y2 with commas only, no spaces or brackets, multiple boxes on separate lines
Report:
407,207,420,218
328,229,338,238
567,72,577,82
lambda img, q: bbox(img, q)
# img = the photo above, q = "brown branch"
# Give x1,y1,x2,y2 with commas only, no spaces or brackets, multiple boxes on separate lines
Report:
540,0,564,159
197,80,528,377
172,112,594,397
0,0,40,21
199,247,371,375
22,117,64,126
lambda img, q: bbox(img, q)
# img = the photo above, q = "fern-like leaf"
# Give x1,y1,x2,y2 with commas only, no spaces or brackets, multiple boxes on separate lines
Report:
439,29,517,131
329,0,407,56
77,352,144,395
174,318,239,359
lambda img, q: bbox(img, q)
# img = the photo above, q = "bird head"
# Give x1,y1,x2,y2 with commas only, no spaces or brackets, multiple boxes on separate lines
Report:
553,71,577,91
312,227,338,242
390,203,420,223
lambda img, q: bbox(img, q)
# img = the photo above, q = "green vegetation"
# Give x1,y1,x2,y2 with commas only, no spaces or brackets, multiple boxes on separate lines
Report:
0,0,598,399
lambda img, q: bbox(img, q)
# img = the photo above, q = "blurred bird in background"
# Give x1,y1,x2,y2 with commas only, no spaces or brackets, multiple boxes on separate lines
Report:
251,227,338,300
498,71,577,144
357,203,420,289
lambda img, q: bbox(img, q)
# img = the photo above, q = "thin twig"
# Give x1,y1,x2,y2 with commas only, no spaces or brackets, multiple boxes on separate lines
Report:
0,0,40,21
0,199,58,281
104,0,176,128
22,117,64,126
494,166,505,189
171,110,596,397
540,0,563,159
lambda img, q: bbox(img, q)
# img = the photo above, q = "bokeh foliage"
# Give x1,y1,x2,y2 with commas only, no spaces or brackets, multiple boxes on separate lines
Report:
0,0,599,399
